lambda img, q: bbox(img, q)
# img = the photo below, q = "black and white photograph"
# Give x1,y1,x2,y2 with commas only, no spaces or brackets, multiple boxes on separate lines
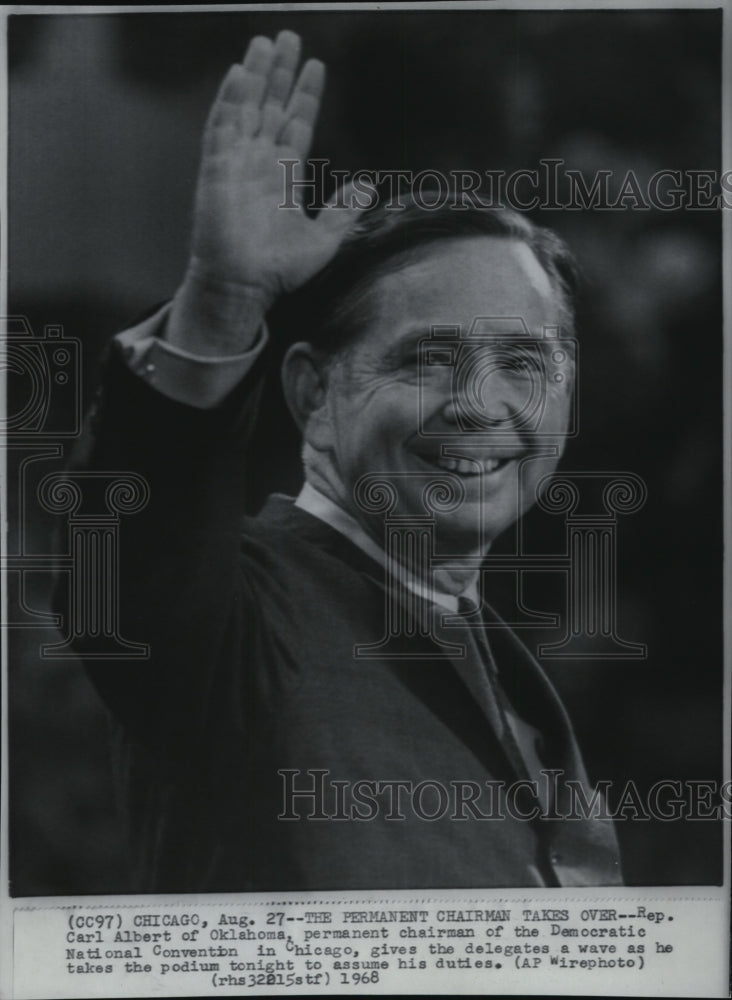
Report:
1,3,730,997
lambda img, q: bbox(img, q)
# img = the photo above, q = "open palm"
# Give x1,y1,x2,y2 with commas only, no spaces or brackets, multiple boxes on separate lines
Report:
190,30,360,304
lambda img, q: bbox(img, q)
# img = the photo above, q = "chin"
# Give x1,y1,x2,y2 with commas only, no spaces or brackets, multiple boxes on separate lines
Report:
432,511,511,555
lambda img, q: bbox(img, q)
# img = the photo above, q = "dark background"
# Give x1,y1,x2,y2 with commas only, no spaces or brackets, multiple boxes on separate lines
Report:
7,8,724,894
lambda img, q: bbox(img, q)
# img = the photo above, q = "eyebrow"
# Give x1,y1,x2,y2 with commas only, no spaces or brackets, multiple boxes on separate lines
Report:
380,322,568,367
381,327,430,365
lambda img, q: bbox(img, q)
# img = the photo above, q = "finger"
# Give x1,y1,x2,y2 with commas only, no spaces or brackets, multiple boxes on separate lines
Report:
236,35,275,134
202,64,247,154
265,30,302,106
258,32,303,139
282,59,325,127
258,101,287,140
241,33,275,78
278,116,314,160
278,59,325,159
203,36,275,150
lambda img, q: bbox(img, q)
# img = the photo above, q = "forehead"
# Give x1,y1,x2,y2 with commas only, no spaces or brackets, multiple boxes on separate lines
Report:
357,235,560,345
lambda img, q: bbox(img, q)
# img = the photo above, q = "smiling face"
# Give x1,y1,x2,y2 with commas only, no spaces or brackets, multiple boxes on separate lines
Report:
297,235,575,554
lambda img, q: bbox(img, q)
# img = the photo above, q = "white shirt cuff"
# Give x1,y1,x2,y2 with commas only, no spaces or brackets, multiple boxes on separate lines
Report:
115,303,268,409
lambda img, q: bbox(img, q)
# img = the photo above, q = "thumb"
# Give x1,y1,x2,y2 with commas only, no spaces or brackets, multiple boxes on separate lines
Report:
316,178,375,236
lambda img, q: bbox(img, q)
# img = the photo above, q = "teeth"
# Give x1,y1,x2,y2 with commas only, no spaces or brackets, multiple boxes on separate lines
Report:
433,456,506,475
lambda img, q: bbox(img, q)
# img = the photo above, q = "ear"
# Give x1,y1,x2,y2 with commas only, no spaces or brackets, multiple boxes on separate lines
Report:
281,342,334,450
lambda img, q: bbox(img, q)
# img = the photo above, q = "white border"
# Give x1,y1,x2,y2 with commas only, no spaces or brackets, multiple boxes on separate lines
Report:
1,4,729,998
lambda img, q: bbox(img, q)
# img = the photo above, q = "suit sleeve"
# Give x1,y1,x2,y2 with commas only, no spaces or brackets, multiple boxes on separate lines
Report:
115,302,267,408
54,333,269,752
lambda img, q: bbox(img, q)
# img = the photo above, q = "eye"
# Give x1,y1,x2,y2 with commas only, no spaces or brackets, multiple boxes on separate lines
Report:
510,355,544,375
425,348,454,366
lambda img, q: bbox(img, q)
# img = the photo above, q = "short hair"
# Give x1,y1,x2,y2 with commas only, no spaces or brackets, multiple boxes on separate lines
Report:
271,190,581,360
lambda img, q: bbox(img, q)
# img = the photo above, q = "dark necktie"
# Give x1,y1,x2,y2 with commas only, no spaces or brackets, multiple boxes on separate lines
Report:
457,595,551,814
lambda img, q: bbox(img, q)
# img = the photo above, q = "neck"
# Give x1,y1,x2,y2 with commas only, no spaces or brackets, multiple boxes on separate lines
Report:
303,453,352,517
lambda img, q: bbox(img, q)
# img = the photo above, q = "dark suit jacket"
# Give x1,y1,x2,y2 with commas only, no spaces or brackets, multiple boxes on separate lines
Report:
60,340,622,892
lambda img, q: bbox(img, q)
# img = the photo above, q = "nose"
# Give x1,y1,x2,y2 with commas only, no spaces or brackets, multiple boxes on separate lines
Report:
441,369,524,429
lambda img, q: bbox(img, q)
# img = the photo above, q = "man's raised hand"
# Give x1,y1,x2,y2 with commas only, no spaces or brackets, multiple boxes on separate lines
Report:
167,30,363,356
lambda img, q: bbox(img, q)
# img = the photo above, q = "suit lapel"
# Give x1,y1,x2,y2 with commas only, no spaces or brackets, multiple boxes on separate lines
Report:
257,497,561,759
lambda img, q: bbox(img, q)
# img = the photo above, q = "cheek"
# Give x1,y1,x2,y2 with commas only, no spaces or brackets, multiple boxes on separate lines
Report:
417,379,450,421
336,389,418,455
534,390,572,441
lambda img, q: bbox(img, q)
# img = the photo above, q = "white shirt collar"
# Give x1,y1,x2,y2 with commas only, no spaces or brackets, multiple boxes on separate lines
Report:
294,482,479,614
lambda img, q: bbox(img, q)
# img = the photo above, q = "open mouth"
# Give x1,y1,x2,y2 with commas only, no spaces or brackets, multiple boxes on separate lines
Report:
417,453,517,477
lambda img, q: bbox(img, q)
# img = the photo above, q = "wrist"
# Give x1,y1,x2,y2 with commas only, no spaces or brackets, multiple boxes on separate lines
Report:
165,264,274,357
186,256,280,308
